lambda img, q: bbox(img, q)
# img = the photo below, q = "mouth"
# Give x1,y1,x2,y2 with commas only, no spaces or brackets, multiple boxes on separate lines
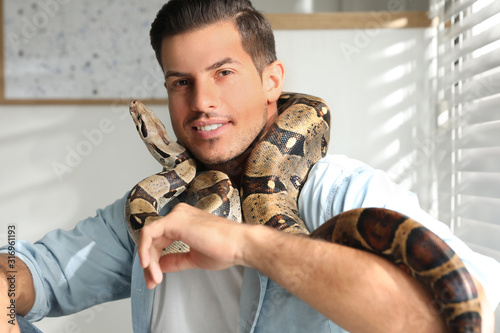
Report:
195,123,224,132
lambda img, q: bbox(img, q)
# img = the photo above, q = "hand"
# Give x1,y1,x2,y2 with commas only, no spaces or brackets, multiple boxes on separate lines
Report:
138,203,252,289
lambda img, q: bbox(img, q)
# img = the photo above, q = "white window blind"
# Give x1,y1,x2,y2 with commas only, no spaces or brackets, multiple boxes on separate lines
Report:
431,0,500,263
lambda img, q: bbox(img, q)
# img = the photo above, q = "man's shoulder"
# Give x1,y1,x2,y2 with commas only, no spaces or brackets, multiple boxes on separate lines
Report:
299,155,378,228
309,154,374,179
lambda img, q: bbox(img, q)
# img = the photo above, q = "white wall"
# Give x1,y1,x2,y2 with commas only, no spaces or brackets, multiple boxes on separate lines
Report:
0,27,436,332
0,103,158,332
277,27,436,210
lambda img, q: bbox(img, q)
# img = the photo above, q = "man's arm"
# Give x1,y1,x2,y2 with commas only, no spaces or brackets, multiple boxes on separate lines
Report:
0,254,35,332
139,203,494,333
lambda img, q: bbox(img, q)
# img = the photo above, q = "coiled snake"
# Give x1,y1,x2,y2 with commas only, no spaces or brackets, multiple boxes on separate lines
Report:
125,93,482,332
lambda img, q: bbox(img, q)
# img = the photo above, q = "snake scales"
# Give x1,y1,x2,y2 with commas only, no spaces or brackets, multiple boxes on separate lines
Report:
125,93,482,332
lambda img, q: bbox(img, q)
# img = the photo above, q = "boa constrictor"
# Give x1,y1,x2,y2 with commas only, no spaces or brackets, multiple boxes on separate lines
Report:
125,93,481,332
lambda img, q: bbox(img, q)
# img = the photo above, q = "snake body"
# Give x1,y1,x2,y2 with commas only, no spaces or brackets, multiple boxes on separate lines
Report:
241,94,330,234
125,93,481,332
311,208,482,332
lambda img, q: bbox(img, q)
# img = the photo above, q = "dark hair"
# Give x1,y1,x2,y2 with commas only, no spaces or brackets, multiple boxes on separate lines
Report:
150,0,277,75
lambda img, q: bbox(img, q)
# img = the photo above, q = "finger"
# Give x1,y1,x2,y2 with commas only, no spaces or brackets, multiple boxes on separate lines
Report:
144,251,197,288
143,265,160,289
146,247,164,286
138,228,154,269
158,252,196,273
138,219,175,269
138,224,174,288
144,269,163,289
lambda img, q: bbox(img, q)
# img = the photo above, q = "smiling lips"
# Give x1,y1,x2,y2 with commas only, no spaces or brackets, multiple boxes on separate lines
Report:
196,123,224,132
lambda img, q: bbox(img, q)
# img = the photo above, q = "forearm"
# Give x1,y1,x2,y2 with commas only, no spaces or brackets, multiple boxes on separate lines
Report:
242,226,448,333
139,204,494,332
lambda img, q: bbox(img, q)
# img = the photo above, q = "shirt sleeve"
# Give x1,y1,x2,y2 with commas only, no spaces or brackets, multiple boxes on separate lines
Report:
298,155,500,310
0,193,136,322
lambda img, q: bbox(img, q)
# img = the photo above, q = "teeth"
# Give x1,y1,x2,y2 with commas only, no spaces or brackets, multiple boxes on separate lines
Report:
196,124,223,132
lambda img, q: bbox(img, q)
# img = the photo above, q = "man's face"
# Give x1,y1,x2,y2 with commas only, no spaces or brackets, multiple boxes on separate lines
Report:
161,21,273,169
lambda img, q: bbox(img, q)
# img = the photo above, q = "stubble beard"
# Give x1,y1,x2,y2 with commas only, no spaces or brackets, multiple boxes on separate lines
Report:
200,103,269,177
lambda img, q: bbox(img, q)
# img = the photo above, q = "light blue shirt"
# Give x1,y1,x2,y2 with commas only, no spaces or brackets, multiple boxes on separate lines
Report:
4,155,500,332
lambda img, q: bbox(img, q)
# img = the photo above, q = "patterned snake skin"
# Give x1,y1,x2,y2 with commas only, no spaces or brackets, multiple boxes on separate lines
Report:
125,93,481,332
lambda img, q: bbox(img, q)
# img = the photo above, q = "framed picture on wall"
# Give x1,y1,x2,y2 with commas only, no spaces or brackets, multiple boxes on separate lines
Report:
0,0,168,104
0,0,430,105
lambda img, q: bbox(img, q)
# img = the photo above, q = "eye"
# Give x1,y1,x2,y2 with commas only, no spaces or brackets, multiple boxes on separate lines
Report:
173,79,190,87
217,70,233,77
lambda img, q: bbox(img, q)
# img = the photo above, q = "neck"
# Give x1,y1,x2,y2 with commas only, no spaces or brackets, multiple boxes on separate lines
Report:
203,148,251,188
202,101,279,188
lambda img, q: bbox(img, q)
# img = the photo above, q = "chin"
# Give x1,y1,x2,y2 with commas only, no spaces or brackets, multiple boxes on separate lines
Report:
192,152,224,165
192,142,253,170
199,150,243,167
200,156,232,167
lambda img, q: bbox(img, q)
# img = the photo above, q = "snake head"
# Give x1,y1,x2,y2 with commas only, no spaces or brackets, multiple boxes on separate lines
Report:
129,100,168,141
129,100,189,169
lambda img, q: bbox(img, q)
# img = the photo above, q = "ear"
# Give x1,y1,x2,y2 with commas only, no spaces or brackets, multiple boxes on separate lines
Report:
262,60,285,104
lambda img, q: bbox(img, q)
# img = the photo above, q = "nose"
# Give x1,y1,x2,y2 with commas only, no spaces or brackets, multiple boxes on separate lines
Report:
190,79,219,112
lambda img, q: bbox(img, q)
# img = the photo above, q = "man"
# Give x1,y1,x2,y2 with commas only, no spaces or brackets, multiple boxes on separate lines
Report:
1,1,499,332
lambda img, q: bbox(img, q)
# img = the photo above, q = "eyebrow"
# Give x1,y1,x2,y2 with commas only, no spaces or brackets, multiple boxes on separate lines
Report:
205,57,240,71
164,57,241,79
